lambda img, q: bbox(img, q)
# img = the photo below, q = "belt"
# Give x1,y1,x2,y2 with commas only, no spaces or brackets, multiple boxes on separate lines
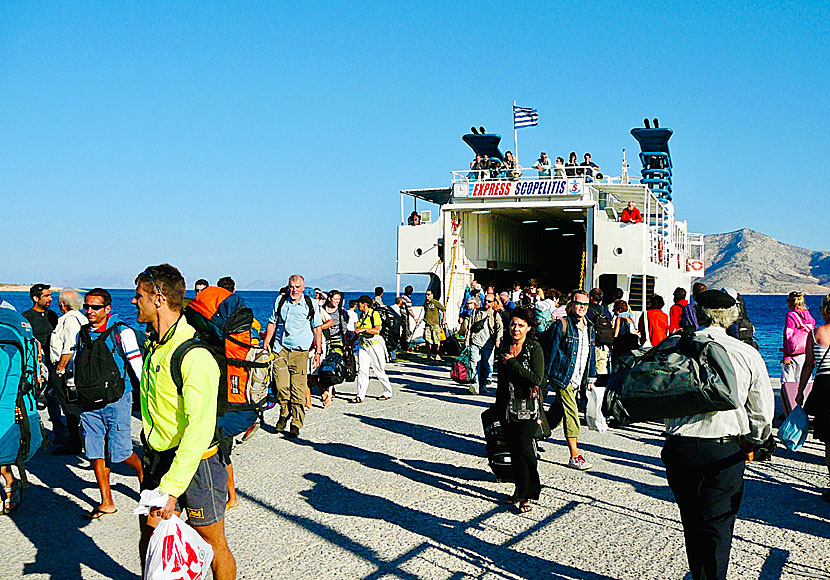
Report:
664,434,740,444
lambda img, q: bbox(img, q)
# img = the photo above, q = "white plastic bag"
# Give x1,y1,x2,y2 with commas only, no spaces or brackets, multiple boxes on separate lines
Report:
586,386,609,433
145,514,214,580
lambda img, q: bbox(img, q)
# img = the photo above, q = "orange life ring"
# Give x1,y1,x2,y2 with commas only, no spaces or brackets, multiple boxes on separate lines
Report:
687,259,704,272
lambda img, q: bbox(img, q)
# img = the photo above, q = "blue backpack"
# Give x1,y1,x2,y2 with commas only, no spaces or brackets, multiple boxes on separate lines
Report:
0,309,44,481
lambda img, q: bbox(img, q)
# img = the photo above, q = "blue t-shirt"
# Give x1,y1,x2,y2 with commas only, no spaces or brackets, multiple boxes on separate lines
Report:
268,296,322,351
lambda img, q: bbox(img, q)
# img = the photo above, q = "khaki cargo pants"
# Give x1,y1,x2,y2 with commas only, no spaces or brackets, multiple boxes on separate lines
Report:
274,348,309,430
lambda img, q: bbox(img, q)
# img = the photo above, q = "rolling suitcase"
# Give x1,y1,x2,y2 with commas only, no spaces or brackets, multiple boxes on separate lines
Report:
481,406,513,482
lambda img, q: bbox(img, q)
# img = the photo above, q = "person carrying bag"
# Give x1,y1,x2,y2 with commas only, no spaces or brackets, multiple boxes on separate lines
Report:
493,307,545,513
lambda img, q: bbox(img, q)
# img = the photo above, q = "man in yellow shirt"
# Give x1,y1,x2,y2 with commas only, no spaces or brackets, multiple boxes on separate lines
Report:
133,264,236,580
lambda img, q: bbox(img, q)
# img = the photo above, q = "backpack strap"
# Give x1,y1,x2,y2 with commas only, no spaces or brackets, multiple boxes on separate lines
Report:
276,295,316,327
170,338,208,396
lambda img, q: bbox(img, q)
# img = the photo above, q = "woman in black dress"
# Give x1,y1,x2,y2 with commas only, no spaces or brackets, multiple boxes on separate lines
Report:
494,306,546,513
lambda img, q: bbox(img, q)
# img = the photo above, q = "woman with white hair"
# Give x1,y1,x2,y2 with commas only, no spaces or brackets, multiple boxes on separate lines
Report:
796,294,830,502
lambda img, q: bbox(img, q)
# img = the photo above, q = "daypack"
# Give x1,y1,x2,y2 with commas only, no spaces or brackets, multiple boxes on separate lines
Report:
0,309,44,482
589,304,613,346
451,348,473,384
727,294,758,350
603,328,740,425
679,302,698,329
172,287,274,440
533,307,553,334
74,322,128,409
318,351,346,387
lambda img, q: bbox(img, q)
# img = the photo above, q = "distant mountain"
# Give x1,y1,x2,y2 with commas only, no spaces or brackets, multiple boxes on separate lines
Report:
244,273,392,293
305,273,393,293
703,229,830,294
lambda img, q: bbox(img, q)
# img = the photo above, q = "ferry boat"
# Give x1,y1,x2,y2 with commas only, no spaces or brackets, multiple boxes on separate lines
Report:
396,121,705,328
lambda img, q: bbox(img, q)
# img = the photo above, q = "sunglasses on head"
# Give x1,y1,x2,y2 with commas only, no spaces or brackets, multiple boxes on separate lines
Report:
83,303,106,311
142,267,162,295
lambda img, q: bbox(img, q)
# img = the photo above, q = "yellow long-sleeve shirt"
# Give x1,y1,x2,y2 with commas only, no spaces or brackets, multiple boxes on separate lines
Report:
140,317,220,498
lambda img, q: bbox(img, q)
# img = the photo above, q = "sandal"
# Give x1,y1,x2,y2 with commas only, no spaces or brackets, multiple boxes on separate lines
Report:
377,396,390,401
2,481,21,515
83,507,117,520
321,392,331,407
348,397,363,404
517,500,532,514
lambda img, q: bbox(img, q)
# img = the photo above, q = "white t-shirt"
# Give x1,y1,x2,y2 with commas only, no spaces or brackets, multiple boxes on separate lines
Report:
346,309,359,332
49,310,88,365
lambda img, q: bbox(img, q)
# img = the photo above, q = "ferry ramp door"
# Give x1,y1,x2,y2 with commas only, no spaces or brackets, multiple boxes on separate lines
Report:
459,206,588,298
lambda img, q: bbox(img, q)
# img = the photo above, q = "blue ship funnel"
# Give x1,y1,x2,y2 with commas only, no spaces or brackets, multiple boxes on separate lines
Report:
462,133,505,162
630,126,673,201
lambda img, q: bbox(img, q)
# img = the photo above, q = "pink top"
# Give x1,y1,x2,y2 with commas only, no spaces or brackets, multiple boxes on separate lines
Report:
783,309,816,359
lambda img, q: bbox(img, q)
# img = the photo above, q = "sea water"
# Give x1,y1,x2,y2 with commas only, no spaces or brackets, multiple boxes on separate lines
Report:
2,289,825,379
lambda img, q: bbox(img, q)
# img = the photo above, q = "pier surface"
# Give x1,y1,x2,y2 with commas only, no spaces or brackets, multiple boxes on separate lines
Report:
3,363,829,579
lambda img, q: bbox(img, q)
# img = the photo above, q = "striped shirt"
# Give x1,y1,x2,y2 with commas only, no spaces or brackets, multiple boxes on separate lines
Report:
568,323,590,388
664,326,774,443
814,340,830,376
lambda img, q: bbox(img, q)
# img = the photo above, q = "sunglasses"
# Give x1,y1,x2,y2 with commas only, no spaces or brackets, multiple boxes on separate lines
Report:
83,303,106,311
485,300,495,303
574,301,590,307
142,267,162,295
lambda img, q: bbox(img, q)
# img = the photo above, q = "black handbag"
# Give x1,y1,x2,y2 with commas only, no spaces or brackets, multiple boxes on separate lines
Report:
507,381,540,422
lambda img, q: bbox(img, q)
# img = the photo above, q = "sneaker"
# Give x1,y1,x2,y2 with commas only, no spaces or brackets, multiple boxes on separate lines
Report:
568,455,593,471
468,383,479,395
285,426,300,439
275,417,288,432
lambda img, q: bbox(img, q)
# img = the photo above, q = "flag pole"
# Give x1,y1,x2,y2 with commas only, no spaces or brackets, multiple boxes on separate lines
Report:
513,100,519,166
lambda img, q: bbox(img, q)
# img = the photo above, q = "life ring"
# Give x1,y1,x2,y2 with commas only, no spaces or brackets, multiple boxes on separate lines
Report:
687,259,704,272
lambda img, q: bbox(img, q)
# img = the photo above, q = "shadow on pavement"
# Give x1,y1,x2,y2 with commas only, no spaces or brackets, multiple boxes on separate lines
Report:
11,455,139,579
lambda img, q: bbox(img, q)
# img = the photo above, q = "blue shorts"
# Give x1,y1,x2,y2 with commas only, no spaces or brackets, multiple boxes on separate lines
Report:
80,390,134,463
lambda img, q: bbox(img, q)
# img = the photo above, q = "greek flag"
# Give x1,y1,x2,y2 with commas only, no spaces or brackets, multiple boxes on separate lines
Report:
513,105,538,129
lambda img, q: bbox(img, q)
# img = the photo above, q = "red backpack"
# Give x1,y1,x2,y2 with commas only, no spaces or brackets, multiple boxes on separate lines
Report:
172,287,273,439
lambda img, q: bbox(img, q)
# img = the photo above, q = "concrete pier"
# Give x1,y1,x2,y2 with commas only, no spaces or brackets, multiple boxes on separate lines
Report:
3,366,828,579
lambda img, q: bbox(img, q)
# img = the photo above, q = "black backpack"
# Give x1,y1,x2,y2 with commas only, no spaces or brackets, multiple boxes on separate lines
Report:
375,306,401,352
727,294,758,350
73,323,127,409
588,304,613,346
603,328,739,425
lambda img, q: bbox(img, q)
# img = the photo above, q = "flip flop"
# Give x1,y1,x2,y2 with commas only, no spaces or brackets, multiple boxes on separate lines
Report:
377,396,390,401
348,397,363,404
83,507,117,520
518,501,532,514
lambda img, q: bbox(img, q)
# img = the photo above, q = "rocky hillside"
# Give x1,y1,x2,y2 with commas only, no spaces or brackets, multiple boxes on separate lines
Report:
703,229,830,294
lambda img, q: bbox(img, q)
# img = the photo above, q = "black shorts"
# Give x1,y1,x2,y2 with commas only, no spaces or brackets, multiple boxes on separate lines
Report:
142,448,228,527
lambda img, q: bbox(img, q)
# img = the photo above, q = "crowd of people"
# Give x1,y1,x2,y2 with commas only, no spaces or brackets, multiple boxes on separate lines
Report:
468,151,602,181
1,272,829,580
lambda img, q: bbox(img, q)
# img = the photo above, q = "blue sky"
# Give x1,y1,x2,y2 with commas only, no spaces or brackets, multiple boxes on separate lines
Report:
1,2,828,288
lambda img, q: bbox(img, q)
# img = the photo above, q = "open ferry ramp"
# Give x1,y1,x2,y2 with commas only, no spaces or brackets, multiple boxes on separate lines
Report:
3,361,828,579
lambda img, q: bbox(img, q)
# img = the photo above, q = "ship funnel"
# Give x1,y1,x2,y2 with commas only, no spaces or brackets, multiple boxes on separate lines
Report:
630,122,673,202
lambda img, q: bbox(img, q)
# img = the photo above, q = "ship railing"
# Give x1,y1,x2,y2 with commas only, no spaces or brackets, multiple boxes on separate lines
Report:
452,169,613,184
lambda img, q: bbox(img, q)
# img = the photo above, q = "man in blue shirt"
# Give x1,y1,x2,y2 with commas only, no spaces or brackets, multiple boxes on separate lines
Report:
263,275,323,439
